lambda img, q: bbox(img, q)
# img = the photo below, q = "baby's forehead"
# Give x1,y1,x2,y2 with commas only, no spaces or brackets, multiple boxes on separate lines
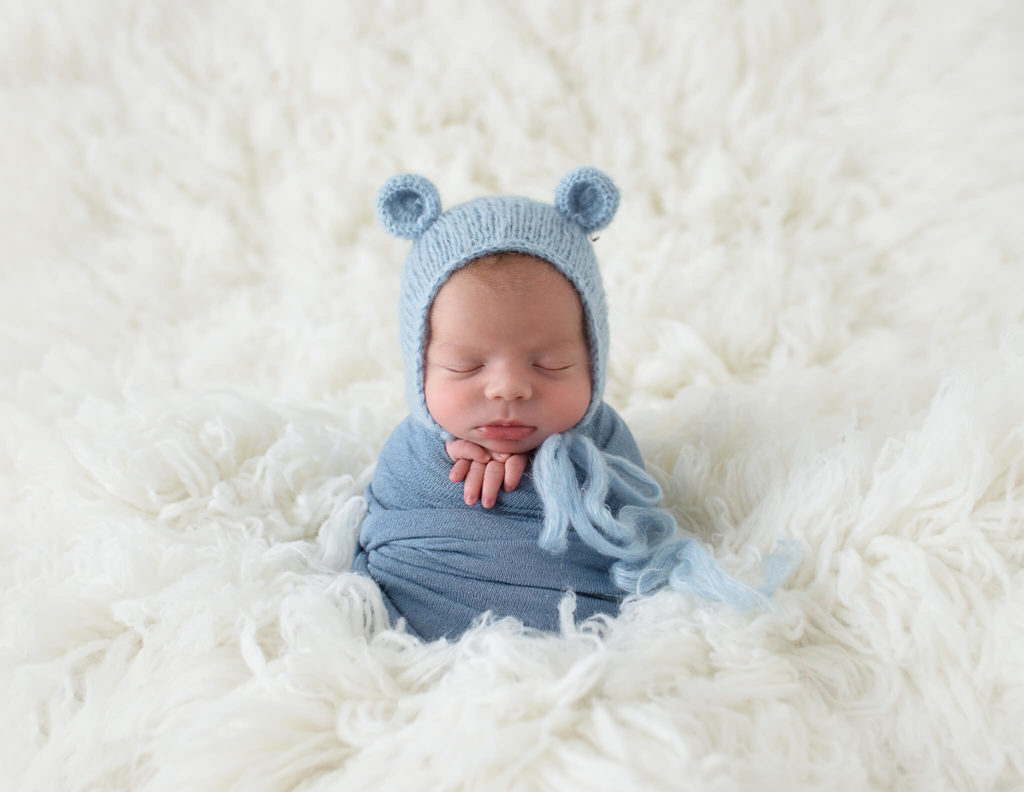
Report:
433,255,582,313
427,252,589,343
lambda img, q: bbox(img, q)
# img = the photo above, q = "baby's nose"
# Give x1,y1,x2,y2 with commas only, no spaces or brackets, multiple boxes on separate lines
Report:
485,364,532,401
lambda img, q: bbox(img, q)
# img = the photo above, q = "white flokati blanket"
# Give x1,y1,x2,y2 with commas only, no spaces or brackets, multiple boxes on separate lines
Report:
2,1,1023,789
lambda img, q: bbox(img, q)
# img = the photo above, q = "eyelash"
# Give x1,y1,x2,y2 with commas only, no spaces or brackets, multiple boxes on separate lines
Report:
442,363,573,374
535,363,572,372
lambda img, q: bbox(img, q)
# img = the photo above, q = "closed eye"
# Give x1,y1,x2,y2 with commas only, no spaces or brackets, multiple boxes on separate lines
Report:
534,363,574,372
443,365,483,374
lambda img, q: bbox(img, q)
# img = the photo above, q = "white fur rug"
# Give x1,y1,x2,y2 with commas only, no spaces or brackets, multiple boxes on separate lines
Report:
3,1,1023,789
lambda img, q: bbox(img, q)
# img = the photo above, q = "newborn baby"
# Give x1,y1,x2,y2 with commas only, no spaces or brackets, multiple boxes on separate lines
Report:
352,168,790,640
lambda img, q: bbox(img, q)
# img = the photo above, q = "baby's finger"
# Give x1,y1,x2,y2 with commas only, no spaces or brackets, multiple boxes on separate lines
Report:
449,458,471,483
504,454,528,492
481,460,505,509
445,439,492,465
463,460,486,506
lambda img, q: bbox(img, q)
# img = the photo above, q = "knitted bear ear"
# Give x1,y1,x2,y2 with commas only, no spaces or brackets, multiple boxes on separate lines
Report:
376,174,442,239
554,167,619,234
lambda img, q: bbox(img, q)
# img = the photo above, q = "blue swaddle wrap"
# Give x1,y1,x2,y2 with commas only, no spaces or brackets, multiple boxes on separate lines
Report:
353,403,798,641
353,403,638,639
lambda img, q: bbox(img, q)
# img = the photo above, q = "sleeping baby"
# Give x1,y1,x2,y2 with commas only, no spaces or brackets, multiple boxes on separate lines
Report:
352,168,793,640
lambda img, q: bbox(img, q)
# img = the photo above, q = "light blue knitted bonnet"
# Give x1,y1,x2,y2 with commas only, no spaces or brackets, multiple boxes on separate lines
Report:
376,167,618,434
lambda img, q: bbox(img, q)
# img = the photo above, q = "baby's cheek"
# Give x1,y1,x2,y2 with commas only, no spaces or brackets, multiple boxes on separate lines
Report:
554,378,591,429
423,377,451,423
425,379,473,430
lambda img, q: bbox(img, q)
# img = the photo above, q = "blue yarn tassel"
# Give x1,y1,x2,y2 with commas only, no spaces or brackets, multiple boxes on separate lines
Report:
533,432,799,610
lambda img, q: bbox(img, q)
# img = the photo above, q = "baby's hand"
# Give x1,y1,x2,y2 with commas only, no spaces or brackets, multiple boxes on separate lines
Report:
445,439,528,509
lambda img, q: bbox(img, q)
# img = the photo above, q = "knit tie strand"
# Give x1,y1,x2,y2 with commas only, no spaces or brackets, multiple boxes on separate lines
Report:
532,431,799,610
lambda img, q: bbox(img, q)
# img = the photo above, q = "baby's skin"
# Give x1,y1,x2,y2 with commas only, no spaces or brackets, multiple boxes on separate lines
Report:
424,253,593,508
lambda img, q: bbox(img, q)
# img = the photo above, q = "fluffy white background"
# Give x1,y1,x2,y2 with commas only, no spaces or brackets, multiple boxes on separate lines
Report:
3,1,1024,789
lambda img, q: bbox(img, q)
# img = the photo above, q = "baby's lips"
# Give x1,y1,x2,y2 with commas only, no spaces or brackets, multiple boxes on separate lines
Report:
475,424,535,441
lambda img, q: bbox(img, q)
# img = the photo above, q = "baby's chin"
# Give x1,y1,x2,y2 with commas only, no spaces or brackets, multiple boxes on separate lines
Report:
476,437,543,456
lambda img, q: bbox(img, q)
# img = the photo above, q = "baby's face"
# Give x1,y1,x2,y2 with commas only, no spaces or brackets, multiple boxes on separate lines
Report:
423,254,592,455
